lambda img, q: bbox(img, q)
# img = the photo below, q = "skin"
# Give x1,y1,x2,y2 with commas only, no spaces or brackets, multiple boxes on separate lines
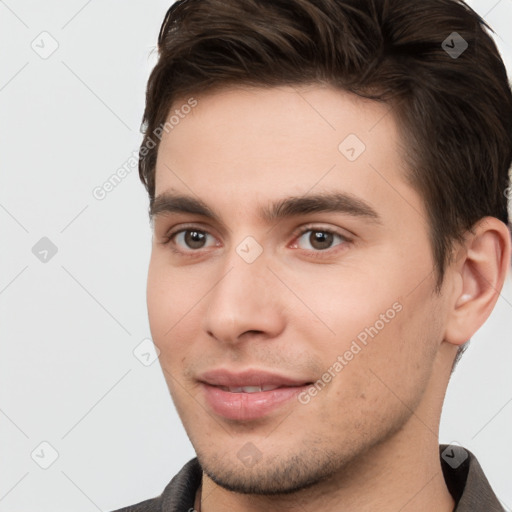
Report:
146,84,510,512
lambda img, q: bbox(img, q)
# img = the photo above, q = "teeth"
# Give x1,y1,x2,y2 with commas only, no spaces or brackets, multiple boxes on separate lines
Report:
240,386,261,393
220,385,281,393
261,384,280,391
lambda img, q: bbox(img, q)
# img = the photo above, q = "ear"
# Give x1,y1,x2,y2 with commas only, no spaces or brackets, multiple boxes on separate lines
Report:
444,217,511,346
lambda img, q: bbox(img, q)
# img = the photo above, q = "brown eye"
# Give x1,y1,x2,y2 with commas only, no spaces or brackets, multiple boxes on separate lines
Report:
296,229,347,252
308,231,335,250
182,230,208,249
165,228,217,252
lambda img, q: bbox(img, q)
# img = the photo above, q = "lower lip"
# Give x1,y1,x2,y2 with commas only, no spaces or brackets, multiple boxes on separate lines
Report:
201,383,308,421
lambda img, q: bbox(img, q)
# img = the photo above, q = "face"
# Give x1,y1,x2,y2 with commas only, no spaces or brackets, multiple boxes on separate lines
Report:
147,85,448,494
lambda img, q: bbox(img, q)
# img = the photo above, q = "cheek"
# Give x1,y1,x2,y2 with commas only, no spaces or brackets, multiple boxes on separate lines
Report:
147,253,190,317
305,268,440,401
286,268,403,354
353,294,440,407
146,258,211,377
307,313,437,444
146,262,167,341
146,259,186,351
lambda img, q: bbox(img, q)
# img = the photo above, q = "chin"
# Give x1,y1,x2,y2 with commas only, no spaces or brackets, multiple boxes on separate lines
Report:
195,446,344,496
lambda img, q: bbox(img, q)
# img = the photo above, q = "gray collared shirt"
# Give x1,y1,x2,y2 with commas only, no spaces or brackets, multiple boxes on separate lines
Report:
111,445,505,511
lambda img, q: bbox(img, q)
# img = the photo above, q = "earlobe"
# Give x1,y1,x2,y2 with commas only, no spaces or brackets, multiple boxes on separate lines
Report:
444,217,511,346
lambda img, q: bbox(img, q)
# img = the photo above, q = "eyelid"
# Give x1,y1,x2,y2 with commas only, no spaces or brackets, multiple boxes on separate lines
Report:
160,223,219,252
160,222,353,255
290,222,354,243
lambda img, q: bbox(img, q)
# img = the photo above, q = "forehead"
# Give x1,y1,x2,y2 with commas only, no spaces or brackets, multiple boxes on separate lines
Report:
153,85,424,228
160,84,398,163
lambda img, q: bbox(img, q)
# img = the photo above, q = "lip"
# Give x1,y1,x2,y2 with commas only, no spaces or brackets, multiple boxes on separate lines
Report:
198,368,312,421
198,368,310,388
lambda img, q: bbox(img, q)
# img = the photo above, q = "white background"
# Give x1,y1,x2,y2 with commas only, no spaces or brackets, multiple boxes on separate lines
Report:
0,1,511,510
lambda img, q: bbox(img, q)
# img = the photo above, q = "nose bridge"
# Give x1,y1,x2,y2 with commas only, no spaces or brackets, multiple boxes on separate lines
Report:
201,239,283,343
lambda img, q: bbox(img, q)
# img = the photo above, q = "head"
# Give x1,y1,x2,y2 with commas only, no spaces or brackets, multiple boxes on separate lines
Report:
142,0,512,496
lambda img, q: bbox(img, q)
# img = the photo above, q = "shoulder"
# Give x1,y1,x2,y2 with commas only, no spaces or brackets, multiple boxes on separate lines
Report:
108,458,202,512
109,496,162,512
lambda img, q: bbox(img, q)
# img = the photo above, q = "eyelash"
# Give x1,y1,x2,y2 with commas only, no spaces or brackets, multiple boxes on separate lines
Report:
159,223,352,259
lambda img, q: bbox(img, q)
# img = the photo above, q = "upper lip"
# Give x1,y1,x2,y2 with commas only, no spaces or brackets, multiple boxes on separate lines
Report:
198,368,311,388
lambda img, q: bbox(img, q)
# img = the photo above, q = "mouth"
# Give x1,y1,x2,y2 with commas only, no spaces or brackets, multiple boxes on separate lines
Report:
217,384,292,393
198,368,313,421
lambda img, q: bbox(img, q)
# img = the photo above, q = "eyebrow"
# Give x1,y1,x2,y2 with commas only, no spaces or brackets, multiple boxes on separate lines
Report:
149,191,382,226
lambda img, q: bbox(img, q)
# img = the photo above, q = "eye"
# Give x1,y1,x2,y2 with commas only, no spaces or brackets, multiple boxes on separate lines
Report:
291,226,350,253
160,227,218,253
159,224,351,258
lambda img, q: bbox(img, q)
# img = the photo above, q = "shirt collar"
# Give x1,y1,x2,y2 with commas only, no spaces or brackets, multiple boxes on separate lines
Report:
440,444,505,511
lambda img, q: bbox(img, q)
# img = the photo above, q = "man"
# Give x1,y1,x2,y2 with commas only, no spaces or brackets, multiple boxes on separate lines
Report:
112,0,512,510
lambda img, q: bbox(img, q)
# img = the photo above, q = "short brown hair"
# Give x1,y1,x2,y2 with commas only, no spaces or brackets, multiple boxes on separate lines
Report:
139,0,512,364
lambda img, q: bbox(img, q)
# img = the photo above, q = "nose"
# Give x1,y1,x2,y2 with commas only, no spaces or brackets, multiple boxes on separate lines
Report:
201,247,285,346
